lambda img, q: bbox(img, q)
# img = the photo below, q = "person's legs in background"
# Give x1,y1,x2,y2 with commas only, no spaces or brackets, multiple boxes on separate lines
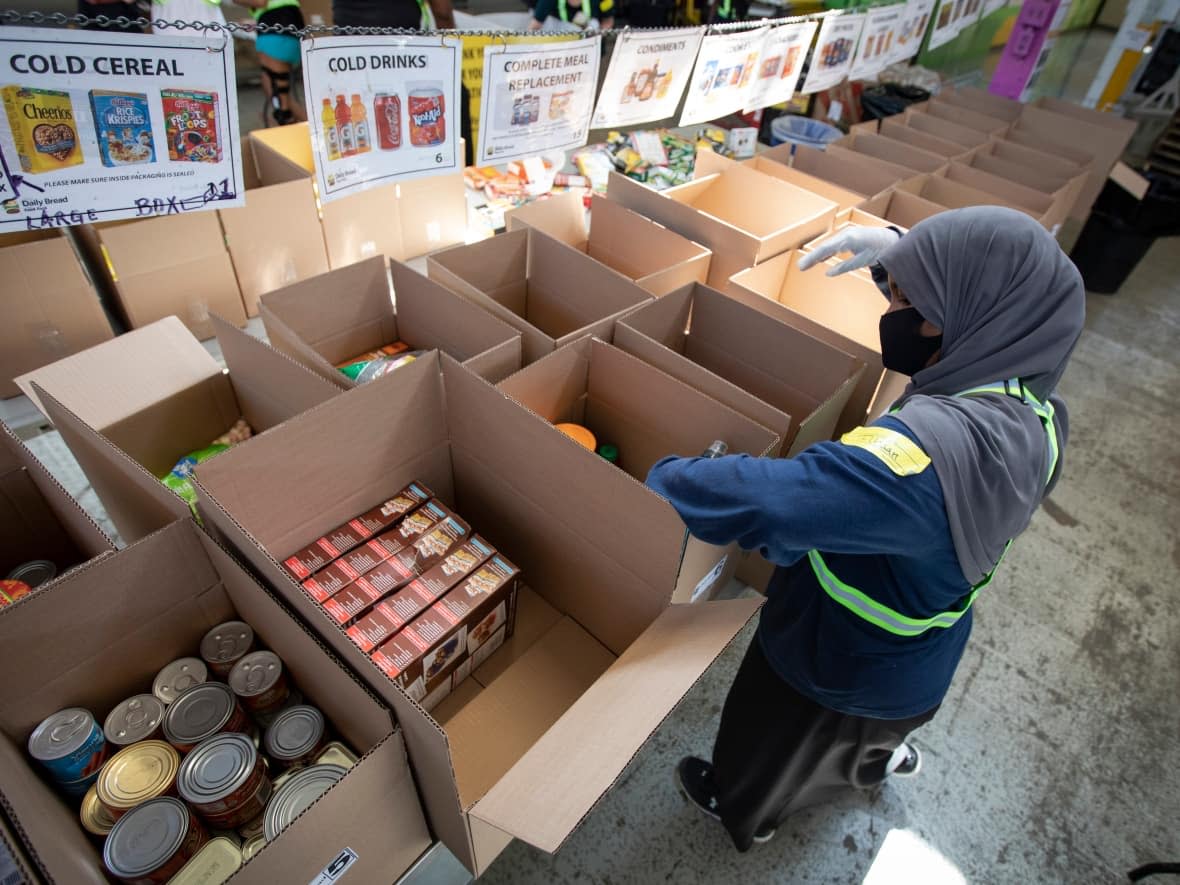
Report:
256,36,306,125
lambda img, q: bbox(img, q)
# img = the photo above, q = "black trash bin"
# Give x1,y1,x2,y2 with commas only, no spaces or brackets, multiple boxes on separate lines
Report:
1069,170,1180,294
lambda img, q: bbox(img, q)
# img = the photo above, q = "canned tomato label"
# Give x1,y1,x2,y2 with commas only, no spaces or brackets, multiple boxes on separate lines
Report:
407,85,445,148
28,707,109,788
103,796,207,884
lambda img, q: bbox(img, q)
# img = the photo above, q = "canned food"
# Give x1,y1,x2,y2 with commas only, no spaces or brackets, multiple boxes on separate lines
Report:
0,579,32,606
238,811,265,841
263,705,326,770
407,86,445,147
316,741,358,770
81,782,119,837
153,657,208,705
228,651,290,718
97,740,180,819
103,796,207,884
6,559,56,588
241,833,266,862
104,694,166,746
167,835,243,885
162,682,251,753
177,733,273,830
28,707,109,791
263,764,346,842
199,621,255,678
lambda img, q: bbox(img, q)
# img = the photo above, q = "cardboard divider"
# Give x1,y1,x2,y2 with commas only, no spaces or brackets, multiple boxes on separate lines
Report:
506,193,712,297
260,256,523,387
191,353,764,875
857,187,948,229
879,117,974,159
916,98,1012,136
16,316,340,543
937,85,1023,122
882,175,1031,216
967,145,1088,229
789,145,920,198
933,161,1064,229
695,149,865,212
0,419,114,586
0,229,114,400
0,519,431,884
827,134,949,174
606,164,837,289
899,110,992,150
427,228,652,366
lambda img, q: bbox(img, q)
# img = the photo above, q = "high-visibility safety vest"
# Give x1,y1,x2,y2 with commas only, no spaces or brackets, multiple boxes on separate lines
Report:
808,378,1059,638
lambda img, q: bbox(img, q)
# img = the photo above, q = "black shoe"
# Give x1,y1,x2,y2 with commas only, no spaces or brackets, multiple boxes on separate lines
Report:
675,756,720,821
888,742,922,778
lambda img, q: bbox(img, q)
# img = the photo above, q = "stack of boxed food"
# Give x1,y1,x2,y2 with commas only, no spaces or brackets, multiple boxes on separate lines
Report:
283,482,520,711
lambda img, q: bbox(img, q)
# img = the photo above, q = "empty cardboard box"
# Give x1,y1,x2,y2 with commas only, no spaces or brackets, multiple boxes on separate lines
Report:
0,518,431,884
260,256,522,387
879,117,975,160
16,315,341,542
828,133,950,175
789,145,918,200
191,353,764,876
912,98,1012,137
427,227,652,365
694,149,864,213
899,110,993,151
857,187,947,229
933,161,1060,228
0,229,114,399
505,192,712,297
937,85,1023,122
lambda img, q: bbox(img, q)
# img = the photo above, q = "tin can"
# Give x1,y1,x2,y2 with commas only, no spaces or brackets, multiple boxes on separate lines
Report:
167,835,243,885
103,796,207,884
97,740,180,819
263,763,347,842
153,657,208,705
241,833,266,862
228,651,290,718
199,621,255,678
104,693,166,747
316,741,358,770
263,705,326,770
28,707,109,791
80,782,119,837
407,87,445,147
162,682,252,753
178,733,273,830
374,93,401,150
238,810,266,841
6,559,56,588
0,579,31,606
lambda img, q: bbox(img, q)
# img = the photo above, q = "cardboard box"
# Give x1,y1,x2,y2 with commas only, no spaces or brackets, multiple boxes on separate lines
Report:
969,139,1089,224
88,212,247,340
857,188,948,229
0,519,431,884
260,256,522,388
0,418,114,590
885,175,1029,215
15,315,340,543
913,98,1012,137
505,193,712,297
219,136,330,318
697,149,864,213
879,117,975,159
427,227,652,366
191,352,765,875
0,229,114,399
613,285,864,457
937,85,1023,122
828,133,950,174
898,110,993,151
933,161,1060,228
786,144,919,199
727,251,909,433
606,165,838,289
497,336,782,603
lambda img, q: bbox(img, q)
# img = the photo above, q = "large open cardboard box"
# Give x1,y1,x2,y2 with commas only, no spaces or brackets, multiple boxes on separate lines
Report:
933,162,1060,228
827,133,949,175
0,519,431,884
605,165,837,289
427,227,652,365
695,150,864,213
219,136,331,318
1,418,114,587
937,85,1023,122
497,336,782,604
260,256,522,388
248,124,468,267
15,316,341,543
858,187,948,228
910,98,1012,137
505,193,712,296
968,140,1088,223
789,144,919,198
899,110,992,151
0,230,114,399
880,175,1028,215
191,353,764,876
879,117,974,160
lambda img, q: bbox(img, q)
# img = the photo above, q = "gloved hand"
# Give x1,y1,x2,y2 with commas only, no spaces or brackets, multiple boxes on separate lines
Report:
796,225,902,277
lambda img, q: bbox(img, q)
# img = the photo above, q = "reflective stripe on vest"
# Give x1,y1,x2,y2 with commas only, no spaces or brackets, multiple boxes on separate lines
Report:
810,378,1057,637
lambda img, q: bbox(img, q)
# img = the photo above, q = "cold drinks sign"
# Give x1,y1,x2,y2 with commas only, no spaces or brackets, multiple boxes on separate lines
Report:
302,35,462,202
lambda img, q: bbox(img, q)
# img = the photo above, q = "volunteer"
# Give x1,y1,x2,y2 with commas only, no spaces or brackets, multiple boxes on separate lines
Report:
528,0,614,31
232,0,307,126
646,207,1085,851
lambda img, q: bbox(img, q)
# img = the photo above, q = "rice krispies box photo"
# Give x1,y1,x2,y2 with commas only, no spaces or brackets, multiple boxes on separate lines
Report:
0,28,243,231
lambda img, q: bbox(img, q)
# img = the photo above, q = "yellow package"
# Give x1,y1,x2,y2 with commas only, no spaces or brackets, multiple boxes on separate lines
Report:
2,86,83,174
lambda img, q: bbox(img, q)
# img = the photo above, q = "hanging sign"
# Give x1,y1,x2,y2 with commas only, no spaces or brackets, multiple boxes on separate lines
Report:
0,27,242,231
849,5,906,81
301,35,461,203
800,13,866,94
889,0,937,64
592,28,703,128
743,21,818,111
927,0,962,49
678,26,769,126
477,37,600,165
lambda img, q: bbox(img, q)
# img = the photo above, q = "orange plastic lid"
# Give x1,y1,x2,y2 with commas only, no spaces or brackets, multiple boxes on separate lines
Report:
554,423,597,451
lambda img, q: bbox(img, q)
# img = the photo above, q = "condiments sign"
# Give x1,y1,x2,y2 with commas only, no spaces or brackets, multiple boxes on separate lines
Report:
301,35,462,203
0,28,243,231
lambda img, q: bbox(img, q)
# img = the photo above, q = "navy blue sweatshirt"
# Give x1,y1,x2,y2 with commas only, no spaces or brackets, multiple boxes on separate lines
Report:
646,417,972,719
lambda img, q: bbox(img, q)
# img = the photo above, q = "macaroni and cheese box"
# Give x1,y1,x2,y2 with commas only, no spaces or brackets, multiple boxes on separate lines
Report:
2,86,83,174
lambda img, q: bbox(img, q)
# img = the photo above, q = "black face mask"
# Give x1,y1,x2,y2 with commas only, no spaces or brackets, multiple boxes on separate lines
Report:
879,307,943,376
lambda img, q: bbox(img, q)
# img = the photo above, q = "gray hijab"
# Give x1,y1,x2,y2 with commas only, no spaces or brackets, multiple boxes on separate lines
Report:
877,207,1086,586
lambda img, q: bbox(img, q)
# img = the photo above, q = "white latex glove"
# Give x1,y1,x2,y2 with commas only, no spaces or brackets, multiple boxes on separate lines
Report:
797,225,902,277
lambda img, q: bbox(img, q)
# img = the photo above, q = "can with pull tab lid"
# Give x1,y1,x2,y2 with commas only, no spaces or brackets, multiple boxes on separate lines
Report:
177,732,273,830
152,657,208,705
199,620,255,678
28,707,109,794
228,651,290,719
104,693,166,746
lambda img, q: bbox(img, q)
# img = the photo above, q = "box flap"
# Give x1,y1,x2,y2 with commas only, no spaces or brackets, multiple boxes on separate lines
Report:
586,195,712,291
469,597,761,853
749,157,865,211
320,183,407,267
98,212,226,276
1110,161,1150,200
395,171,468,259
250,121,316,176
16,316,222,424
970,148,1075,193
918,175,1023,213
1032,96,1138,137
505,192,587,245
